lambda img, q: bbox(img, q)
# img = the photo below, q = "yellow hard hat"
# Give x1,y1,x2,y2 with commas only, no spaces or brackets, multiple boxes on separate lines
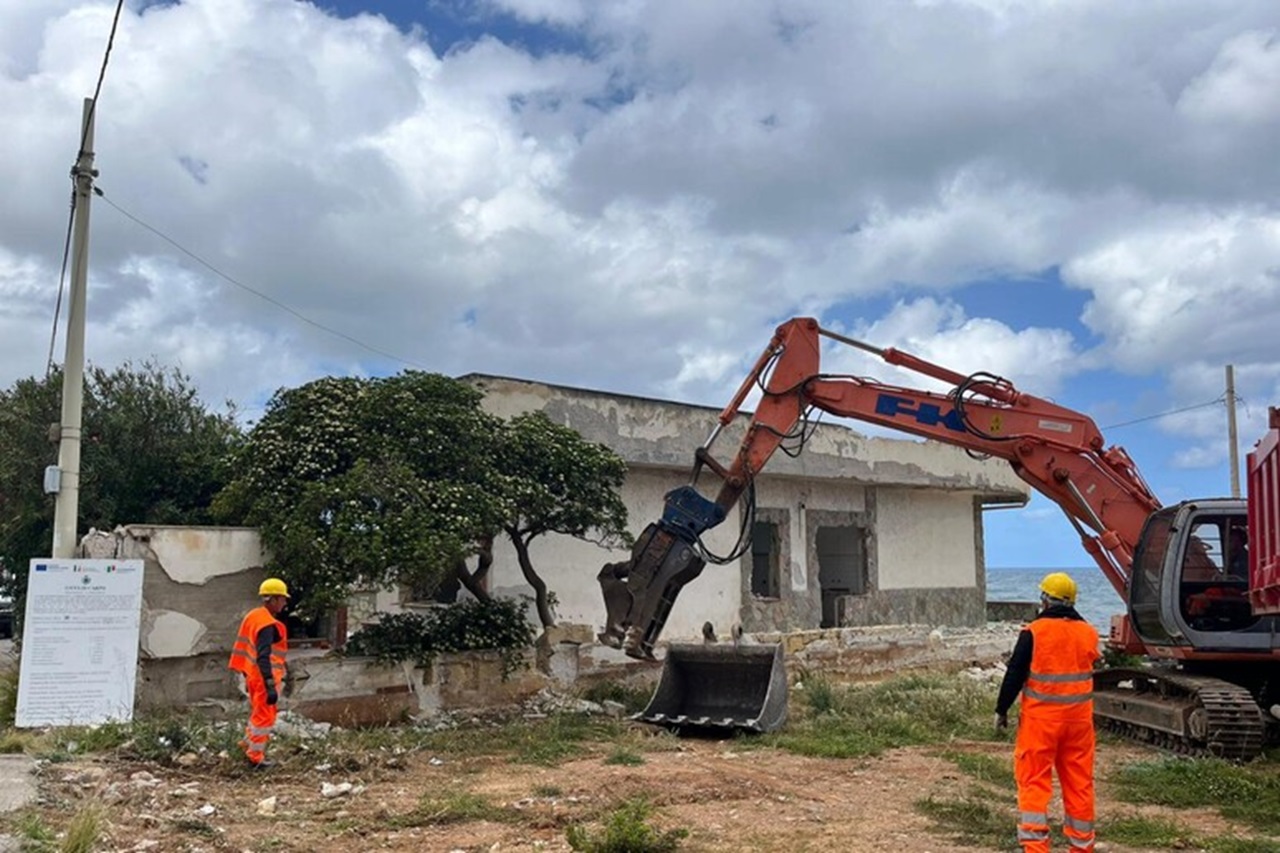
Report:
1039,572,1076,605
258,578,290,598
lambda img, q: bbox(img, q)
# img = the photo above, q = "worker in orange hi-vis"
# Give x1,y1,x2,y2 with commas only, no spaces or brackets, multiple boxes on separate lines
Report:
995,572,1101,852
228,578,290,769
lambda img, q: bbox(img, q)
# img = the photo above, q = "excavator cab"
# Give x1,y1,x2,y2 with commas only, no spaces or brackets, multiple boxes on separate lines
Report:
1128,500,1277,650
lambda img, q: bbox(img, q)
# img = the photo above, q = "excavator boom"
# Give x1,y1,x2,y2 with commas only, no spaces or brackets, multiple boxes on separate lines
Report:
600,317,1161,660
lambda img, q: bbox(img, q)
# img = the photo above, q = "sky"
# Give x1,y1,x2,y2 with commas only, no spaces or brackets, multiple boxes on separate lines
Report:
2,0,1279,570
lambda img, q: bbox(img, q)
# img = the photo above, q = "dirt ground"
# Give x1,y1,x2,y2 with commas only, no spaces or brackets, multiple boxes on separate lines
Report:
19,729,1267,853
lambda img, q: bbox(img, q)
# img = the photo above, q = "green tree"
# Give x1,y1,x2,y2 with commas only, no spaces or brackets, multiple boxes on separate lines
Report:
0,362,242,627
214,372,507,615
491,412,630,627
216,373,632,629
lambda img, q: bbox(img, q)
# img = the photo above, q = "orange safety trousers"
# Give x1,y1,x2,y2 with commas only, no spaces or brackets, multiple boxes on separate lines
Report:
242,677,279,765
1015,715,1095,852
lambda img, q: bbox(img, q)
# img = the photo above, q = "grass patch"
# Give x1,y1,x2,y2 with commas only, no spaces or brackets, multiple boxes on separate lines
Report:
797,675,839,715
579,680,654,715
0,729,33,754
533,784,564,797
759,674,996,759
505,714,626,766
392,788,513,827
1109,756,1280,833
914,792,1016,850
27,711,240,765
8,806,107,853
0,667,17,728
566,797,689,853
15,813,56,847
603,748,645,767
1101,814,1280,853
59,804,104,853
940,749,1015,790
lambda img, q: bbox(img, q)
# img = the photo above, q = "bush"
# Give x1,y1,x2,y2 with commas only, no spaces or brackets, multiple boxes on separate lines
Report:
345,598,536,678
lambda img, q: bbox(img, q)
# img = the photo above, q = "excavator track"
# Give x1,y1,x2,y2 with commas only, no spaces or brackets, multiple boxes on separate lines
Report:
1093,668,1265,761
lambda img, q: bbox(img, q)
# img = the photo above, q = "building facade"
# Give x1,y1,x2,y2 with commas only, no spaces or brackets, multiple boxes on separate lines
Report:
464,375,1030,642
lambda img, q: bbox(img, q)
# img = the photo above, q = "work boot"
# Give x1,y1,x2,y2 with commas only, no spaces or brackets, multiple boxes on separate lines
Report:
248,758,276,771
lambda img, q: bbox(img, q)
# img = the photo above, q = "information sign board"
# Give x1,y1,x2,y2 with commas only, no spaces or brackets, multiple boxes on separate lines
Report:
15,558,145,727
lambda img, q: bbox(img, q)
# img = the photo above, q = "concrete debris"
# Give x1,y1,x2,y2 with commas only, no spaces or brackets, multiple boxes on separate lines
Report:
958,663,1007,685
256,796,277,816
60,766,108,786
196,804,216,817
524,688,603,716
274,711,334,739
129,770,161,788
320,781,364,798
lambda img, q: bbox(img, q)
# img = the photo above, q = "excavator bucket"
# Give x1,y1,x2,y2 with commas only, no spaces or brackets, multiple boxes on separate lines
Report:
633,641,789,733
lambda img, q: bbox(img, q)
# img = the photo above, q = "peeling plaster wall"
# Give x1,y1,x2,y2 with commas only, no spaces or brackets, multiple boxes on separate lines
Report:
466,375,1029,637
82,525,268,660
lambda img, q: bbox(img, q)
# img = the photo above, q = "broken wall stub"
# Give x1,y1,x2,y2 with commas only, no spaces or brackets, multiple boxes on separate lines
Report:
286,653,422,727
417,649,547,716
756,623,1022,682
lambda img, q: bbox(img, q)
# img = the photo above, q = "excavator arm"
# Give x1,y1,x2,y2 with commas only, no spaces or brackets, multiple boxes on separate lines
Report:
600,317,1162,659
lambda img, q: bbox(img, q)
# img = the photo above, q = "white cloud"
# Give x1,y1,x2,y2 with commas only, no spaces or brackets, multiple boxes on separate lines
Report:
819,297,1082,398
1178,29,1280,125
1063,212,1280,373
0,0,1277,457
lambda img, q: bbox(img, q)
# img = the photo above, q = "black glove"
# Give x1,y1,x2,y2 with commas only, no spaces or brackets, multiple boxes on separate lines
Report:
266,686,278,706
994,712,1008,731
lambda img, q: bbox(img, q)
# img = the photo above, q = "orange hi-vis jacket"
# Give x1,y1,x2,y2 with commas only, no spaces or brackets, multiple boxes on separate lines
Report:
228,606,288,689
1020,617,1098,721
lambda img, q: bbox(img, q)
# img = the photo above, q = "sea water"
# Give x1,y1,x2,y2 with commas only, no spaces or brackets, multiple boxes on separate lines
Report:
986,567,1125,630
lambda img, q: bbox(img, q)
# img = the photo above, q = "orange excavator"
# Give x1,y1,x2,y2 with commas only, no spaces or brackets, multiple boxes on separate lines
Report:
599,317,1280,757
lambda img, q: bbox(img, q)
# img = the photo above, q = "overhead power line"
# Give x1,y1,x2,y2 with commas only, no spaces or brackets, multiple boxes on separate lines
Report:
96,189,432,371
1101,397,1226,431
46,0,127,377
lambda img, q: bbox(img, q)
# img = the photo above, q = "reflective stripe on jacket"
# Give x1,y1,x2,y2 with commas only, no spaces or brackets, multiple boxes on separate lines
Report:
1021,617,1099,721
228,606,288,686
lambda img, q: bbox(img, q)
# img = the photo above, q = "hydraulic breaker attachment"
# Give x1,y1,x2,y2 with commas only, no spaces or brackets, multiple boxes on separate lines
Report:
597,486,724,660
634,641,789,733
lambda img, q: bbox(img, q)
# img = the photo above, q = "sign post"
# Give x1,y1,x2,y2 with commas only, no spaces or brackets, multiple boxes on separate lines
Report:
15,558,144,727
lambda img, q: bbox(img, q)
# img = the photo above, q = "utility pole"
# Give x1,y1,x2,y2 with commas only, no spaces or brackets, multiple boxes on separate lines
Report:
1226,364,1240,499
51,98,97,558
